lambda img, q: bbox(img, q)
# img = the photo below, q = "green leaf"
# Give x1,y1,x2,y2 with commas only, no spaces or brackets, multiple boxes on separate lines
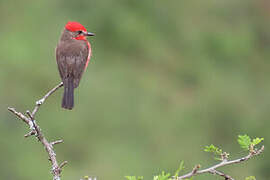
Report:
154,171,171,180
204,144,222,155
125,176,143,180
174,161,185,177
238,135,251,150
245,176,256,180
251,138,264,146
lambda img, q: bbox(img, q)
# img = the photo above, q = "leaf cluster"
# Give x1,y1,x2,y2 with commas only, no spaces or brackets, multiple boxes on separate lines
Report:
238,135,264,151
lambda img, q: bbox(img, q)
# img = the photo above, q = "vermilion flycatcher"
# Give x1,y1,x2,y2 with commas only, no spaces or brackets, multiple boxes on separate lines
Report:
56,21,95,110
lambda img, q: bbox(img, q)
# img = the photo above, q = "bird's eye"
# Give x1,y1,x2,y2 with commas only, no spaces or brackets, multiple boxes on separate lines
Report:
78,31,83,34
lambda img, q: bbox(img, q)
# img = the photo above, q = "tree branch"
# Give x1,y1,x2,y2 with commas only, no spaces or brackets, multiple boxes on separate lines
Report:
175,145,264,180
8,82,65,180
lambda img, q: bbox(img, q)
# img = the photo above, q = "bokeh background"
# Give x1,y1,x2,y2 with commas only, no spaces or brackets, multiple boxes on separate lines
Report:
1,0,269,179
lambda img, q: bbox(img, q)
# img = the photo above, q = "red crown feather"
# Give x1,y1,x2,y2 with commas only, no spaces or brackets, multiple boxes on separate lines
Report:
65,21,87,32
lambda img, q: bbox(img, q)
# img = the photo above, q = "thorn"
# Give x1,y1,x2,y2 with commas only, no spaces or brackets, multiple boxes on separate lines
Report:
24,130,36,137
51,140,64,146
255,145,264,155
26,110,33,120
59,161,68,169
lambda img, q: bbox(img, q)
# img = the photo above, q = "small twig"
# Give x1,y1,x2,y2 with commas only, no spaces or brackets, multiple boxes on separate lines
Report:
8,82,65,180
32,82,63,118
175,146,264,179
8,107,30,124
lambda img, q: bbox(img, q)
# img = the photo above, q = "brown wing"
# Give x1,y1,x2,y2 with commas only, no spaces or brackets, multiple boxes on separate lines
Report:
56,40,89,88
73,46,89,88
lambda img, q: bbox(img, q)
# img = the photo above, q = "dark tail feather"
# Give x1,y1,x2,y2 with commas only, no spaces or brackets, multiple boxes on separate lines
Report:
62,77,74,110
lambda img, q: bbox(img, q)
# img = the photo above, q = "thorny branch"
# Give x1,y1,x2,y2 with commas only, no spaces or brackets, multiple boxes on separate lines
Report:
8,82,64,180
174,145,264,180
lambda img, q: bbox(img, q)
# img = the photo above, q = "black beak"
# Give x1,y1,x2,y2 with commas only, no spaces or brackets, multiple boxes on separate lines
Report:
85,32,95,36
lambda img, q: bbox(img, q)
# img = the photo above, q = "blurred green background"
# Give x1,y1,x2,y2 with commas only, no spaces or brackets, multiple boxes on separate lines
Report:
1,0,269,179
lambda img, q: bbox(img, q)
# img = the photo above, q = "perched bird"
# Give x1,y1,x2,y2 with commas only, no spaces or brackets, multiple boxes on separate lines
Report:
56,21,95,110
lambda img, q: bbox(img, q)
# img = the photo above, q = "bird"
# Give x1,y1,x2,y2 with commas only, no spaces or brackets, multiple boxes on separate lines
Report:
56,21,95,110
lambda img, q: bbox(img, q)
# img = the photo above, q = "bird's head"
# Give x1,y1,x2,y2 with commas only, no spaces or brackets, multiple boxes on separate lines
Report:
65,21,95,40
